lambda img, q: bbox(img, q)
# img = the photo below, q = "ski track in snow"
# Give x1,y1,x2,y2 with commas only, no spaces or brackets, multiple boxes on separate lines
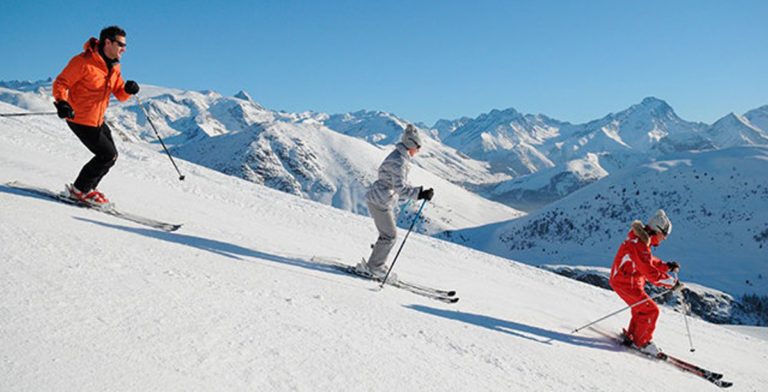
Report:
1,110,767,391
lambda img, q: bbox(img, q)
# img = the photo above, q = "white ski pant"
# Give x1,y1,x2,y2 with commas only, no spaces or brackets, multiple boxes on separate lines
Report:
366,201,397,270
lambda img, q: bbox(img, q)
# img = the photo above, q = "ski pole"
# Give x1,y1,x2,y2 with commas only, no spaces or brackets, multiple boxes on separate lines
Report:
0,111,57,117
379,199,428,288
572,288,672,334
674,273,696,352
134,95,186,181
681,295,695,352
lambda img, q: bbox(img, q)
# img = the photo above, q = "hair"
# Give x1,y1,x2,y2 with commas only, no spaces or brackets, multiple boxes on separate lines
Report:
98,25,126,49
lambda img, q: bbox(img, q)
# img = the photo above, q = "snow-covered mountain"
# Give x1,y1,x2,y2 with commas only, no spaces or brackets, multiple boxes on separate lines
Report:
4,80,766,218
485,153,610,211
745,105,768,132
441,108,567,176
553,98,710,160
310,109,511,187
0,80,521,234
447,146,768,296
706,112,768,148
170,119,521,233
1,79,766,297
315,109,412,145
433,97,760,210
0,80,55,112
2,93,767,392
117,88,280,144
432,116,472,140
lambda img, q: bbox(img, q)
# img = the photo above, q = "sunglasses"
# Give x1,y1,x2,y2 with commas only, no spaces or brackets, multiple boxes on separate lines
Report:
110,39,127,48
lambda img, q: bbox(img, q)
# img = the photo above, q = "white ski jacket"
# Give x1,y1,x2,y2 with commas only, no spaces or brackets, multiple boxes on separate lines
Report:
366,143,421,210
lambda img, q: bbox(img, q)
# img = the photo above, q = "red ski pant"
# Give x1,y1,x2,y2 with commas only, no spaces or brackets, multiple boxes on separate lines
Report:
612,284,659,347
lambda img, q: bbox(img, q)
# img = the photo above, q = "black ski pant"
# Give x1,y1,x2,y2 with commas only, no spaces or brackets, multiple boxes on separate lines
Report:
67,121,118,192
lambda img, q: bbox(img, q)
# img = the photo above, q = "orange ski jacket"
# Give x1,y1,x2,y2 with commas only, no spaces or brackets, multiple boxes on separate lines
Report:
53,38,131,127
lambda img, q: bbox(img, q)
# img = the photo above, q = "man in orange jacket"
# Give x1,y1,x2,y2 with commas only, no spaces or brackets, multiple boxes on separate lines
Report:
609,209,681,357
53,25,139,206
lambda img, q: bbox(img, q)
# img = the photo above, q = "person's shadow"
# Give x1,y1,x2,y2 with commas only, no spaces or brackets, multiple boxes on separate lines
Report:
406,304,618,351
0,181,368,287
71,216,362,281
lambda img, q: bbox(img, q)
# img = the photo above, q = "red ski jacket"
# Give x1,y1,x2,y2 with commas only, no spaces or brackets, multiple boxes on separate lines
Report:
609,221,676,290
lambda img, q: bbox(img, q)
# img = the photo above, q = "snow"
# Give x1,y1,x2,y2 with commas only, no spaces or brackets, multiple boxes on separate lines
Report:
707,113,768,148
453,146,768,296
313,110,510,187
2,98,768,391
169,119,521,233
725,325,768,342
2,82,519,234
745,105,768,132
644,159,693,173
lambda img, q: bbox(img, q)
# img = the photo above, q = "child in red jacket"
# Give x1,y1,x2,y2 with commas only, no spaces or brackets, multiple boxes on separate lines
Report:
609,209,680,357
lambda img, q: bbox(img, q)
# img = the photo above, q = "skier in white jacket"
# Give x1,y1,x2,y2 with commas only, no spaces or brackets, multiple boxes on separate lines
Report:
356,124,434,279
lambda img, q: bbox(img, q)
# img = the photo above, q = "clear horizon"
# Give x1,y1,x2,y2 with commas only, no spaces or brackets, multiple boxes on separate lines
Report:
1,0,766,125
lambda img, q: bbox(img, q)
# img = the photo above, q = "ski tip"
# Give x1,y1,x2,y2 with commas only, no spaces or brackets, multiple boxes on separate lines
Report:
717,381,733,388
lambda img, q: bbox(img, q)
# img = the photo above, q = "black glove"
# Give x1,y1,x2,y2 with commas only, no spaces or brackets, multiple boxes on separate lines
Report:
124,80,140,95
418,187,434,201
666,261,680,273
54,101,75,119
671,280,685,292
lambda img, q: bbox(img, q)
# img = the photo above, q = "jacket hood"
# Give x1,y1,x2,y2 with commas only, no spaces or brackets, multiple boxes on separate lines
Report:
82,37,118,67
83,37,99,53
631,220,650,246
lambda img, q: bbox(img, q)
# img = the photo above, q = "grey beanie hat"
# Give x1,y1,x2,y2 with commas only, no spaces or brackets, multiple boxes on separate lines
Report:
401,124,422,149
647,209,672,236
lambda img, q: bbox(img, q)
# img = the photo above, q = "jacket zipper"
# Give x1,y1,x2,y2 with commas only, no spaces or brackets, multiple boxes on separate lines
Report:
97,65,113,127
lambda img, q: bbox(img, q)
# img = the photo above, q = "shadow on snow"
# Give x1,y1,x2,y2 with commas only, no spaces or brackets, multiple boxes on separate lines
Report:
406,304,619,351
71,216,362,274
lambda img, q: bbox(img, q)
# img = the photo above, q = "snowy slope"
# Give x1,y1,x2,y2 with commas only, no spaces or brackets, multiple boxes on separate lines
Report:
170,119,522,234
450,147,768,296
485,153,610,211
3,100,767,392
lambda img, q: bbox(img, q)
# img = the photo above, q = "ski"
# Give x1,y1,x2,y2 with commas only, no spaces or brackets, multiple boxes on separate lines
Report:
589,328,733,388
310,256,459,303
663,354,731,387
6,181,182,232
627,345,732,388
397,280,456,297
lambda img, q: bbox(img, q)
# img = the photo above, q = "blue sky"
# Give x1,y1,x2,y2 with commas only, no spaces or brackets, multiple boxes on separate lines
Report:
1,0,766,125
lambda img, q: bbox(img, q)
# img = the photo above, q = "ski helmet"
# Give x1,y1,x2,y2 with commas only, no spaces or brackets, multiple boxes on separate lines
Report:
401,124,422,149
647,209,672,237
